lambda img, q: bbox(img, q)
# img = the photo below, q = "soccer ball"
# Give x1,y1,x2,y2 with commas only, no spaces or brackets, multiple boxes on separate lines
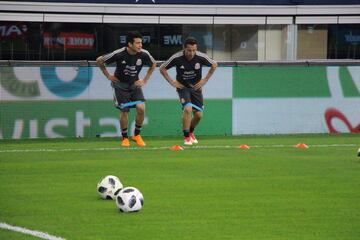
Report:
358,148,360,157
116,187,144,213
97,175,123,200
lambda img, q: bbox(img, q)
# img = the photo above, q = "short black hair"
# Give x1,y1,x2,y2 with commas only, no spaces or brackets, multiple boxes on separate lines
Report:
183,37,198,47
126,31,143,45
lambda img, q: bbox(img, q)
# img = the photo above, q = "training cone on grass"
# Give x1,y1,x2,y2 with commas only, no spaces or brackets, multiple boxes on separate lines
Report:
170,145,184,151
238,144,250,149
295,143,309,149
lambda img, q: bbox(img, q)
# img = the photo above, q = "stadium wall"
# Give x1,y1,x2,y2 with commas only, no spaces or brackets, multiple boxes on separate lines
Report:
0,62,359,139
6,0,360,4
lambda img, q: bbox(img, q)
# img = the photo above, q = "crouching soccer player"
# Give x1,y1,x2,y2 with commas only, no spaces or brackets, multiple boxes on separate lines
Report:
97,31,156,147
160,37,217,145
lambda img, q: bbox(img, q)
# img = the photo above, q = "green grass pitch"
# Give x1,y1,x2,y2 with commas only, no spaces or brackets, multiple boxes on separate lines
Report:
0,134,359,240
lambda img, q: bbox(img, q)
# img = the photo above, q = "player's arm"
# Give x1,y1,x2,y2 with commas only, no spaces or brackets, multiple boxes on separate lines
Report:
134,61,156,87
159,64,184,89
96,56,119,82
193,61,217,90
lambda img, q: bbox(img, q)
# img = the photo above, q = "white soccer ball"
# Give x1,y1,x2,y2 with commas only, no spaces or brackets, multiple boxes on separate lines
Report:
116,187,144,213
358,148,360,157
97,175,123,200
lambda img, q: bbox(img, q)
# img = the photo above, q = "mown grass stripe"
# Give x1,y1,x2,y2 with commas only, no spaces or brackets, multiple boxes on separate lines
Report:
0,143,356,153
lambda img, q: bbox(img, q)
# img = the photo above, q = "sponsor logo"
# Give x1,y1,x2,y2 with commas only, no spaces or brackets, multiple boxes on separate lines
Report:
120,35,151,44
163,35,182,45
0,67,39,97
344,32,360,43
0,67,92,98
0,24,27,40
0,111,123,139
325,108,360,133
41,67,92,98
43,32,95,49
324,66,360,133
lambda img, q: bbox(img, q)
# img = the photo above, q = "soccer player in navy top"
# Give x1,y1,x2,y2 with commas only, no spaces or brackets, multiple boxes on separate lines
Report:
96,31,156,147
160,37,217,145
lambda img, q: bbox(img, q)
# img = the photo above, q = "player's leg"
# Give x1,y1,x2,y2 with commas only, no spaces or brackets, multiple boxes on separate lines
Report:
120,111,130,147
135,103,145,130
177,88,193,145
189,89,204,144
189,111,202,144
131,88,146,147
113,87,131,147
190,111,202,130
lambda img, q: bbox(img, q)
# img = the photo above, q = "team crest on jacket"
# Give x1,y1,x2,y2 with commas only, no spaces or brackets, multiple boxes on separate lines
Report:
136,59,142,66
195,63,200,70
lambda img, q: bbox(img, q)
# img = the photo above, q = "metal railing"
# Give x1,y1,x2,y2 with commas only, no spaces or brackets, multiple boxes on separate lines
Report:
1,59,360,67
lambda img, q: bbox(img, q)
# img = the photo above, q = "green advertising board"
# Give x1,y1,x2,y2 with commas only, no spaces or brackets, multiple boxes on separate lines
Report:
0,100,232,139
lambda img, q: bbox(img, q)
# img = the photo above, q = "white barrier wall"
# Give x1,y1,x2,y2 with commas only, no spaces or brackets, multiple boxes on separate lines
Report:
0,64,359,139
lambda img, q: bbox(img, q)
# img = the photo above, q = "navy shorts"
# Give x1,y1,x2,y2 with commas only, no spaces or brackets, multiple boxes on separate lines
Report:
113,86,145,112
177,87,203,112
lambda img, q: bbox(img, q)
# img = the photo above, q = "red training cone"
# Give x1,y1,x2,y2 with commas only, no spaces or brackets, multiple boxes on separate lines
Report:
170,145,184,151
238,144,250,149
295,143,309,149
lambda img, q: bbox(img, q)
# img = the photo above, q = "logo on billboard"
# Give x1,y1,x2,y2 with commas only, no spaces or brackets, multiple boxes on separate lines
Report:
0,67,92,98
163,35,182,45
324,66,360,133
0,24,27,40
0,67,39,97
43,32,95,49
344,32,360,43
120,35,151,44
325,108,360,133
41,67,92,98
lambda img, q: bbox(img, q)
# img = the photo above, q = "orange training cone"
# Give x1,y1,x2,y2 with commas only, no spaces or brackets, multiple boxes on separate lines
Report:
295,143,309,149
170,145,184,151
238,144,250,149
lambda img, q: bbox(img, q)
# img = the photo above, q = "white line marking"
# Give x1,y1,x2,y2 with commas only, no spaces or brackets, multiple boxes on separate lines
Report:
0,144,357,153
0,222,66,240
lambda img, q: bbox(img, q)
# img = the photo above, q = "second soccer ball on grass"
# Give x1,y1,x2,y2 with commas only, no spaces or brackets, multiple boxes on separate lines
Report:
116,187,144,212
97,175,123,200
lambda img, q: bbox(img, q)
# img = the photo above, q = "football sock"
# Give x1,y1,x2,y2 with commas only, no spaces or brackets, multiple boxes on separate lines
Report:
183,129,190,138
190,126,195,133
121,128,128,138
134,124,142,136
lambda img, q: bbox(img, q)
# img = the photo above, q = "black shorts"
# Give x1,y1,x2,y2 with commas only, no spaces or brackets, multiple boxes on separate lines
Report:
113,86,145,112
177,87,203,112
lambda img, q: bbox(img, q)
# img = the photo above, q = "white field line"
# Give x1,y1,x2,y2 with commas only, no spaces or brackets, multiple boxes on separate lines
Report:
0,222,66,240
0,144,357,153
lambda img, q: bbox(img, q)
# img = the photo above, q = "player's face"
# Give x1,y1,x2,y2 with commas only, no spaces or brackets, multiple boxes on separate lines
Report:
184,44,197,60
128,38,143,53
